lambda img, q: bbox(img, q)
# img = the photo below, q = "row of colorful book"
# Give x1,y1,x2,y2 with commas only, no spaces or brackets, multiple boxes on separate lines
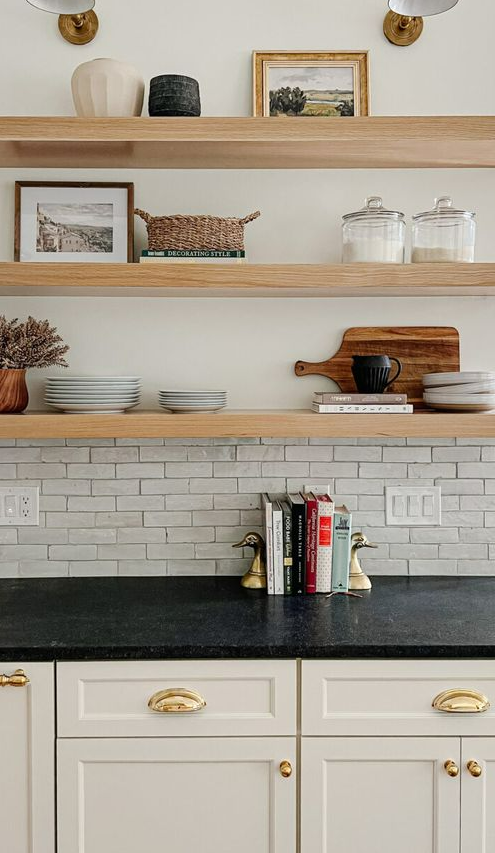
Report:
140,249,245,264
262,492,352,595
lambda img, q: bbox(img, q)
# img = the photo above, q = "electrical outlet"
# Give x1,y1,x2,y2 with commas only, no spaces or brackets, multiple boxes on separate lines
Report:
0,487,39,526
386,485,441,526
303,484,331,495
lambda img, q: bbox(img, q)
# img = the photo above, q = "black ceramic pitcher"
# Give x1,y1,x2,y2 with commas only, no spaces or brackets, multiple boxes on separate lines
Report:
351,355,402,394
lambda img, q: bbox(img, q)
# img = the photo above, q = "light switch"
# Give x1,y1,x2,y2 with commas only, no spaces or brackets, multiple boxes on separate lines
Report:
386,486,441,526
0,487,39,526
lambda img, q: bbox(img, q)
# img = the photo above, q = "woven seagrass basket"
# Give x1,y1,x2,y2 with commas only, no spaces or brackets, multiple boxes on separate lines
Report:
135,209,260,252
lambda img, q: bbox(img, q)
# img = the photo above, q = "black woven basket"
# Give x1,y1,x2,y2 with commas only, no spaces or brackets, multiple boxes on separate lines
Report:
149,75,201,117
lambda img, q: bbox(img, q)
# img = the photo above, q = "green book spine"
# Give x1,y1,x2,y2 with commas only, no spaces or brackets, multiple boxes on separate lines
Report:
331,507,352,593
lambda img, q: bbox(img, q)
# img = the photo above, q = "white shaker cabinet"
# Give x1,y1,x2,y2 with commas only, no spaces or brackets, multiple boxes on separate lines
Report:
461,738,495,853
0,662,55,853
301,737,460,853
57,736,296,853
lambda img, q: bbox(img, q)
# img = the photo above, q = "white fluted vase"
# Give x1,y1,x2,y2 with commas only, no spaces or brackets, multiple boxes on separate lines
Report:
71,58,145,117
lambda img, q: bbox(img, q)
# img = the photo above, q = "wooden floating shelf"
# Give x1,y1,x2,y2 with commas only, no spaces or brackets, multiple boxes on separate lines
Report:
2,262,495,297
1,410,495,439
1,116,495,170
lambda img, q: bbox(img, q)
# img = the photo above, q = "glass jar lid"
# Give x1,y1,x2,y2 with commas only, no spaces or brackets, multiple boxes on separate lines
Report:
413,196,475,223
342,196,405,223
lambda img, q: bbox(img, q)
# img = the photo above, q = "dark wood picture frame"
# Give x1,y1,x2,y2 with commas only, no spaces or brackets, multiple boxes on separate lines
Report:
14,181,134,262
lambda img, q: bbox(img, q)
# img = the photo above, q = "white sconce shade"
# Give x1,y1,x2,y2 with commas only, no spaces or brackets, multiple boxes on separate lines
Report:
388,0,458,15
26,0,95,13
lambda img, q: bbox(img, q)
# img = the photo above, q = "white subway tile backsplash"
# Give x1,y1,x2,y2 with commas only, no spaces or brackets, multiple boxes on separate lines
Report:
92,447,139,463
117,528,166,544
69,561,118,576
96,512,142,528
69,529,117,545
41,447,89,463
68,497,116,512
2,439,495,578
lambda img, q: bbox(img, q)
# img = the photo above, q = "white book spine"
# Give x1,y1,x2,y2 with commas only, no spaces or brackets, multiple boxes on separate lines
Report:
271,503,284,595
312,404,413,414
262,494,274,595
316,498,335,593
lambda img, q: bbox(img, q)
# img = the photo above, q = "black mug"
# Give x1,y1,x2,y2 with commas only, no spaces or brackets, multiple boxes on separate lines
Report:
351,355,402,394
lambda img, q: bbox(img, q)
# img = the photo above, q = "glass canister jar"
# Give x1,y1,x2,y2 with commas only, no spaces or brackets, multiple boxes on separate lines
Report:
412,196,476,263
342,196,405,263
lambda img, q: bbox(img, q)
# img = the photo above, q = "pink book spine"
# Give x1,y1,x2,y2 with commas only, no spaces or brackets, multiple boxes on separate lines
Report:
304,495,318,594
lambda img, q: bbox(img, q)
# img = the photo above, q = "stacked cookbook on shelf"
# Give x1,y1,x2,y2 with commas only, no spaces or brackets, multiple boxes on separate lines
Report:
262,491,352,596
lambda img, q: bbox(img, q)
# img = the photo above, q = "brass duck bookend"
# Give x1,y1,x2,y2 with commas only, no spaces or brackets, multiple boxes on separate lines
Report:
233,532,267,590
349,532,377,591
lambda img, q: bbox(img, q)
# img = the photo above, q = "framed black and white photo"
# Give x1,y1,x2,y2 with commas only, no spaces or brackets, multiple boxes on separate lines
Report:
14,181,134,262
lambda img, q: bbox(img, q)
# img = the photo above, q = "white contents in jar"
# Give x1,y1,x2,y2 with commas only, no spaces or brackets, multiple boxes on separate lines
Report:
343,239,405,263
411,246,474,263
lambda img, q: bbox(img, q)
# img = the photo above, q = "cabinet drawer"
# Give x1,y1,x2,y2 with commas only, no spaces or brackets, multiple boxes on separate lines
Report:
57,660,296,737
302,660,495,736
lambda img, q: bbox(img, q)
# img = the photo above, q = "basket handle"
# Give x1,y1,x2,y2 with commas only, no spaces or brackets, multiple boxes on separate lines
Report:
134,208,153,224
240,211,261,224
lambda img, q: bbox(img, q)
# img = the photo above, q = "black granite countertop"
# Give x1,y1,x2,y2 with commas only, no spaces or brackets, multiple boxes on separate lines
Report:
0,575,489,661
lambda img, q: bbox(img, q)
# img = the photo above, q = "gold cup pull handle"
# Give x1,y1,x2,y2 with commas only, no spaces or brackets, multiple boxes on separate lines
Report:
432,689,490,714
148,688,206,713
279,761,292,778
444,760,459,778
0,669,30,688
467,760,483,778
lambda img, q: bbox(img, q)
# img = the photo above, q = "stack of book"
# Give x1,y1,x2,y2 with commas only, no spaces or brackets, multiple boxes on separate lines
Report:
312,392,413,414
140,250,245,264
262,492,352,595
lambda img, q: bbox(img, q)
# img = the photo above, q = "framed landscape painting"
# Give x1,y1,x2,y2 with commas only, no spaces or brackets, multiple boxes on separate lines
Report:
15,181,134,262
253,51,369,118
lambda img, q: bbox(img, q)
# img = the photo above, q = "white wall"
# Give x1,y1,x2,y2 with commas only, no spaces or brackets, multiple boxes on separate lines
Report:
1,0,495,409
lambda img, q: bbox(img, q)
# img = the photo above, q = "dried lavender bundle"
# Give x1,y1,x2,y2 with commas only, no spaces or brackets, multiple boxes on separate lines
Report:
0,315,69,369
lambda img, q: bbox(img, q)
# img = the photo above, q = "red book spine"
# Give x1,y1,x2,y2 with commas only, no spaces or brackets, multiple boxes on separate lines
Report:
305,496,318,594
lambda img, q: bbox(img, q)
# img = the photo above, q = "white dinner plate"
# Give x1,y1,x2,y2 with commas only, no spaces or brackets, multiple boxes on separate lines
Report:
47,376,141,382
159,389,227,394
159,404,226,413
47,402,140,412
423,371,495,387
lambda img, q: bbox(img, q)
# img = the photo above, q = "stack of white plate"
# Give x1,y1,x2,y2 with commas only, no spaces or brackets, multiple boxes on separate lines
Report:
159,389,227,413
45,376,141,414
423,372,495,412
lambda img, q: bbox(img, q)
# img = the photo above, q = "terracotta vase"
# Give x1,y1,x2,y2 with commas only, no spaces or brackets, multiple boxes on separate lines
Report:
71,58,145,117
0,369,29,414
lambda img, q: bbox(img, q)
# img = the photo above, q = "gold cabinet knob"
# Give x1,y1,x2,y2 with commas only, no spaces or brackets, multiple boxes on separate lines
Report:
148,688,206,713
0,669,29,688
467,760,483,778
444,760,459,778
279,760,292,778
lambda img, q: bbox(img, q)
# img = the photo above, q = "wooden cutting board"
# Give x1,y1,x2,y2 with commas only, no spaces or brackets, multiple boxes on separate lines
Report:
295,327,460,407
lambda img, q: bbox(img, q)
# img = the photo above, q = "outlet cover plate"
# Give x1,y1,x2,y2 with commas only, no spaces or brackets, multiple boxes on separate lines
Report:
0,487,39,526
386,485,441,526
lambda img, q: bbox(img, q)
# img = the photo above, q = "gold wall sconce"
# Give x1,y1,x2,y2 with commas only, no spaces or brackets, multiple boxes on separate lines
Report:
26,0,99,45
384,0,459,46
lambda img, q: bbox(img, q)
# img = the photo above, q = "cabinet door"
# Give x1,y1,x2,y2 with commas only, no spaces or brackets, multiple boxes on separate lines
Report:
302,737,460,853
461,737,495,853
58,737,296,853
0,662,55,853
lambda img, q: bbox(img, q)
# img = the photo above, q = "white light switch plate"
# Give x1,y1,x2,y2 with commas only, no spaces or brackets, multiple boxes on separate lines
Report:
386,485,441,526
0,487,39,526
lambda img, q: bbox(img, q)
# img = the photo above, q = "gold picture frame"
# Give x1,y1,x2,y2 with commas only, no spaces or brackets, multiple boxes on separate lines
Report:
253,51,369,118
